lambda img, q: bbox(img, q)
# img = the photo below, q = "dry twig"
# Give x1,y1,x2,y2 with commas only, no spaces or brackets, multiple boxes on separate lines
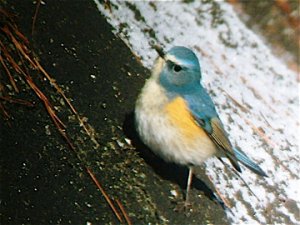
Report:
86,168,123,223
32,0,42,35
116,199,132,225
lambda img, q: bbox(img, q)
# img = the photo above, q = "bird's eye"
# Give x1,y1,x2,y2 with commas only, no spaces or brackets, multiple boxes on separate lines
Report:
173,64,182,72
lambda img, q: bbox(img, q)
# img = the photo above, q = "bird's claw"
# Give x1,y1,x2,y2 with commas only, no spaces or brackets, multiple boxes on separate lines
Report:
174,200,193,216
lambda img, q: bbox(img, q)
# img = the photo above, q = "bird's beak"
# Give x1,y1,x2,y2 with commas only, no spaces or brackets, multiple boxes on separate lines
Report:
153,45,166,60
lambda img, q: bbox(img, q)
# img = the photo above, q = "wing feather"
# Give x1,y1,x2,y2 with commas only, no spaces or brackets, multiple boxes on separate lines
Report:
183,90,241,171
195,116,241,172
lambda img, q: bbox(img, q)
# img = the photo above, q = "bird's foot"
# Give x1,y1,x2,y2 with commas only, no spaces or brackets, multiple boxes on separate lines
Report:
174,200,194,216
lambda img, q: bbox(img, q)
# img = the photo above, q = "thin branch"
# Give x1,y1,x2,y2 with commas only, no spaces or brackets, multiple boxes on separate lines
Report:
0,96,34,107
116,199,132,225
0,54,19,93
32,0,41,35
86,168,123,223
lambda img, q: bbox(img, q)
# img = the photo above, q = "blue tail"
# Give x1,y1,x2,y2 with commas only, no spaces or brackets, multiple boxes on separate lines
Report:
233,148,268,177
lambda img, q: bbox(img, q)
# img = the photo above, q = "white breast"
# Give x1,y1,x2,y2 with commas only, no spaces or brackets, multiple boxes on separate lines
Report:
135,78,217,166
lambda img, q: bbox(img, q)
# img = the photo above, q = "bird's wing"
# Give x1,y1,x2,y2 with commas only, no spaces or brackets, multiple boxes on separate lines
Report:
185,93,241,172
205,117,241,172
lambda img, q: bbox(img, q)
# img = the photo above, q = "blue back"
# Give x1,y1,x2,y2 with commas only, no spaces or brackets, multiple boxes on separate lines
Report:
184,87,219,133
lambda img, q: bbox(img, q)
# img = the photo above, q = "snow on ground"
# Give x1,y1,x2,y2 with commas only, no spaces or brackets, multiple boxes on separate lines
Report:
94,1,299,224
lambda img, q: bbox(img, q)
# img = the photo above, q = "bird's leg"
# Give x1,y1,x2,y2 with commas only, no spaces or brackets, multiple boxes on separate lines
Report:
174,167,194,213
184,167,194,207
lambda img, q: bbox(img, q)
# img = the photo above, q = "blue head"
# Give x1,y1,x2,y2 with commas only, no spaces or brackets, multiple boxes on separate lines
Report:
154,46,202,95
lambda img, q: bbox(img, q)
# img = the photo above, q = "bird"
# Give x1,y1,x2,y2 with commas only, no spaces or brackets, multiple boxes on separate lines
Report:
135,45,267,207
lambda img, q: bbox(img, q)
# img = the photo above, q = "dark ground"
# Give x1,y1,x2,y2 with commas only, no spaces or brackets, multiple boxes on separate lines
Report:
1,1,228,224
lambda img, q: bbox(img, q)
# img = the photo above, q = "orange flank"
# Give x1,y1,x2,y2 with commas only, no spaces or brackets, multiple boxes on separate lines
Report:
164,97,207,141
